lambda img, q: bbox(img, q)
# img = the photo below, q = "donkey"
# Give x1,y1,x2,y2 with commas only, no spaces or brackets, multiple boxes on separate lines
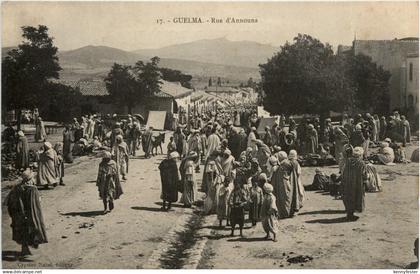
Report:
151,132,165,156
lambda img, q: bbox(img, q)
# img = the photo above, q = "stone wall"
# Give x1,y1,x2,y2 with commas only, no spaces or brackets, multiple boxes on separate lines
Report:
353,39,419,111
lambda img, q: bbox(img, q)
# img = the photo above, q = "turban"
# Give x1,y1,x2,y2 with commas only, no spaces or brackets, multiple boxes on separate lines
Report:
263,183,273,193
258,173,268,182
44,142,52,150
277,151,288,162
352,147,364,158
169,151,180,159
288,150,298,160
22,169,34,181
102,151,112,159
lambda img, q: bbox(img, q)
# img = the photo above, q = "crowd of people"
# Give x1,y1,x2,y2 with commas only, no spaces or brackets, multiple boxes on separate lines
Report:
4,106,419,258
158,108,418,240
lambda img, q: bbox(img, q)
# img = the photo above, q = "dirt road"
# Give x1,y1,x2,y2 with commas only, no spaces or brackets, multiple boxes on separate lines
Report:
198,144,419,269
2,149,202,269
2,139,419,269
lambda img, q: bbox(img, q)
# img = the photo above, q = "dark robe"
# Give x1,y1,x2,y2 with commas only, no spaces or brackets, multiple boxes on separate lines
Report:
228,131,241,160
229,188,248,227
6,180,48,247
263,131,273,147
342,157,367,214
63,130,74,163
16,136,29,169
96,159,123,202
238,132,248,156
159,159,180,203
350,130,365,147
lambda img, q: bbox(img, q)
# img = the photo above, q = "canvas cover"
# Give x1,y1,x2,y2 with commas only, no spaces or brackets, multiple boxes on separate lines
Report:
146,111,166,130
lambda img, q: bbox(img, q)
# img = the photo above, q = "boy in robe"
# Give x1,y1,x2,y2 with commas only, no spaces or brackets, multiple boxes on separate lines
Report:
249,174,263,226
53,142,65,186
217,177,234,227
229,179,248,237
261,182,279,242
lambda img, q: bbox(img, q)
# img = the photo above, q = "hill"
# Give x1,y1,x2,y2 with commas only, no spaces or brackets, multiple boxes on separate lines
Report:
133,37,278,68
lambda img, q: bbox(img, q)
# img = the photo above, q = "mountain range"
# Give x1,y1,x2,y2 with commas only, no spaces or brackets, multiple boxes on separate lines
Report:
3,38,280,87
133,37,278,68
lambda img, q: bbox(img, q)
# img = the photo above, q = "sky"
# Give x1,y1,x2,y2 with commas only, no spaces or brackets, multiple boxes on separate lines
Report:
2,1,419,51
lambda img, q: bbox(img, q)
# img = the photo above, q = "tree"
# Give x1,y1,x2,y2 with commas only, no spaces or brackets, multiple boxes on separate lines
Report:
159,67,192,88
209,77,213,87
260,34,353,116
343,54,391,115
41,83,82,123
217,77,222,86
2,25,62,127
104,63,138,113
104,57,163,114
134,56,162,97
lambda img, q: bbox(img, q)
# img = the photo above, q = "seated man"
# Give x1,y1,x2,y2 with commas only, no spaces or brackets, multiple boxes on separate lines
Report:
305,168,329,191
370,142,395,165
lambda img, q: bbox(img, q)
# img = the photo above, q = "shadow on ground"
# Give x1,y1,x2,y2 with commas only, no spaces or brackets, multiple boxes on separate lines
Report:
61,210,104,217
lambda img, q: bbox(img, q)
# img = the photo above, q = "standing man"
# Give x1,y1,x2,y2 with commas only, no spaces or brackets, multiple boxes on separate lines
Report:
35,117,47,143
401,115,411,147
142,126,154,159
62,125,74,163
158,152,181,211
6,169,48,256
96,151,123,214
16,131,29,170
206,127,221,160
341,147,368,221
180,151,199,208
187,130,202,172
112,135,129,181
37,142,59,189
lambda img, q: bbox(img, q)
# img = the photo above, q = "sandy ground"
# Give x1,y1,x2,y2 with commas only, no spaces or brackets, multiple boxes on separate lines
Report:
198,143,419,269
2,133,419,269
2,140,197,269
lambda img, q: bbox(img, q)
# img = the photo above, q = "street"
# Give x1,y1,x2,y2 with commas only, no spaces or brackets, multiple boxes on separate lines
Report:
2,138,419,269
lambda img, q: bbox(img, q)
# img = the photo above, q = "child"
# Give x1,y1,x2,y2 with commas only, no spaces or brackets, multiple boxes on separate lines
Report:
53,142,65,186
229,180,248,237
329,173,341,198
217,178,233,227
261,183,279,242
249,175,263,226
